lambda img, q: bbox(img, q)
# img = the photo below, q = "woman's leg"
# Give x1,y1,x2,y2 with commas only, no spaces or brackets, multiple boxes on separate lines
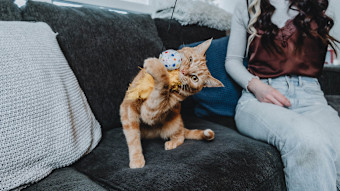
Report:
235,91,338,191
293,79,340,190
298,104,340,190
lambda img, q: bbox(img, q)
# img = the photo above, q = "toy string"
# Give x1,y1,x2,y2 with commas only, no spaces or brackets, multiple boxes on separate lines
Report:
162,0,178,51
167,0,178,32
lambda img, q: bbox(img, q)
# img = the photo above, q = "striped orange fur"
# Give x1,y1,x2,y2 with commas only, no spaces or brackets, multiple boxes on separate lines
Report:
120,39,223,168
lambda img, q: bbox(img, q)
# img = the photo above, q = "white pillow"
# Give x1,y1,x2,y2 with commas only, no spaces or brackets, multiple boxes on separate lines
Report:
152,0,232,31
0,21,101,190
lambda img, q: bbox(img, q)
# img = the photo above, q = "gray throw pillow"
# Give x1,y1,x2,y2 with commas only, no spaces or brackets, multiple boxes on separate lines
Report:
0,21,101,190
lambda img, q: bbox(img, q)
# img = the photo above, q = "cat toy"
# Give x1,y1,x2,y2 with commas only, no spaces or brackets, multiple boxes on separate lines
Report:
126,50,182,100
159,49,182,70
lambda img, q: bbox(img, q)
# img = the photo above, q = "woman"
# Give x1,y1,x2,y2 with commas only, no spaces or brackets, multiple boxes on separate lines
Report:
225,0,340,190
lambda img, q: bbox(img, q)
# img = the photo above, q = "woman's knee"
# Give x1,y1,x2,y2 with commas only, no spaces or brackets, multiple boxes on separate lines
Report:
235,100,269,128
234,101,280,142
282,130,336,165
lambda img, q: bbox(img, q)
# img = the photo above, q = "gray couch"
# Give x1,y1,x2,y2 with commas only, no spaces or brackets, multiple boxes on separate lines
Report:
2,0,340,190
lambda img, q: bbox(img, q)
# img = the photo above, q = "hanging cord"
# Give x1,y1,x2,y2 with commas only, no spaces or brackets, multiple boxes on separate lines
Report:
167,0,178,32
161,0,178,51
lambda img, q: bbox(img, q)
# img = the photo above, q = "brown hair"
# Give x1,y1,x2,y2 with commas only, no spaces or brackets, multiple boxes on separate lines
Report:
248,0,339,55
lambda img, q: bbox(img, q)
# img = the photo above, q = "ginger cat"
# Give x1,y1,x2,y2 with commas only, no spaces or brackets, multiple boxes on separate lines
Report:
120,39,223,168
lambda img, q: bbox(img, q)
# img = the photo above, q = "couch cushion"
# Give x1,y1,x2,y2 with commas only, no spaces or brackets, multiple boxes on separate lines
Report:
22,1,164,131
154,18,227,50
73,116,286,190
320,66,340,95
0,0,21,21
326,95,340,114
23,167,106,191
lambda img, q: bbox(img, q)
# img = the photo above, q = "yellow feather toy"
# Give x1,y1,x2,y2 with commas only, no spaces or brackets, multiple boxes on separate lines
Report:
126,49,182,100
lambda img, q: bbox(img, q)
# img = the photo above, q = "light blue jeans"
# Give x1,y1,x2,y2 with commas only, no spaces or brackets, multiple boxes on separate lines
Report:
235,75,340,191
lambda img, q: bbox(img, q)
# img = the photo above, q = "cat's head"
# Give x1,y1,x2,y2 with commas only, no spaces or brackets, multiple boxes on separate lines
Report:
176,39,224,97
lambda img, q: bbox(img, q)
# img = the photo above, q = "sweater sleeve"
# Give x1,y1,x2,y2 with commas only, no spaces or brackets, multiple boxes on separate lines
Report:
225,0,258,90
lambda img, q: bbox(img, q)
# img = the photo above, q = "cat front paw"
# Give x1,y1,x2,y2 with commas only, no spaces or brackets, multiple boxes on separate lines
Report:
143,58,167,78
129,154,145,169
165,140,184,150
203,129,215,141
165,141,178,150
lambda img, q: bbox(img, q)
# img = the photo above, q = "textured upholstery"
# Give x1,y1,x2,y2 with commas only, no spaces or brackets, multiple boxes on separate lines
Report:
154,18,227,50
0,0,21,21
319,66,340,95
23,168,106,191
73,116,286,191
326,95,340,114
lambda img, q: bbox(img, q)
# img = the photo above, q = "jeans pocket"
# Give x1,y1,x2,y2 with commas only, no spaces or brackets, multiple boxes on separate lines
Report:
237,90,256,108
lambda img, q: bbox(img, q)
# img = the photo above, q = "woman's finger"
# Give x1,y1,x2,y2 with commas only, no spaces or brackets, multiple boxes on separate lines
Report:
273,90,291,107
266,94,284,107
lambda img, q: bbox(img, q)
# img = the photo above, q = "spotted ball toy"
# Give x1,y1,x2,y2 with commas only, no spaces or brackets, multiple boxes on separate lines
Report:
159,49,182,71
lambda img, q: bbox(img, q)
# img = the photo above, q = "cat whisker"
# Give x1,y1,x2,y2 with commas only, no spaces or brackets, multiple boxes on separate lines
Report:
184,84,189,91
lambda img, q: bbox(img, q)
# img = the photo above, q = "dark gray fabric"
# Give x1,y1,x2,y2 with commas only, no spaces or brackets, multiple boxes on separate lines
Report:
73,116,286,191
21,1,164,131
326,95,340,114
23,167,106,191
319,66,340,95
154,18,227,50
0,0,21,20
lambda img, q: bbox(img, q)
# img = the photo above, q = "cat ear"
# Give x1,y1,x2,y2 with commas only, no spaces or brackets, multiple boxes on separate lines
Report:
195,38,212,55
204,76,224,88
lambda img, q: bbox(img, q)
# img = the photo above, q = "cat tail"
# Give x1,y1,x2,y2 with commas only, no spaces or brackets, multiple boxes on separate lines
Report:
184,128,215,141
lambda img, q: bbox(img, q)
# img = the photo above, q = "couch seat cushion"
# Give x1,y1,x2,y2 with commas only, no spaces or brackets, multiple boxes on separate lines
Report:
23,167,106,191
73,117,286,190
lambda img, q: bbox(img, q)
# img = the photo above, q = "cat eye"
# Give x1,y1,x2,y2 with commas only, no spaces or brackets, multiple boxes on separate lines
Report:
191,75,199,82
189,56,193,63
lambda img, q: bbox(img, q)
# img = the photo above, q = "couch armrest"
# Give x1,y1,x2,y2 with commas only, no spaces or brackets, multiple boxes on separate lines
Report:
319,65,340,95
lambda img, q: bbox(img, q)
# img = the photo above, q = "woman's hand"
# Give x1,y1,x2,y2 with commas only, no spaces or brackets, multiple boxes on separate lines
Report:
247,78,291,107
